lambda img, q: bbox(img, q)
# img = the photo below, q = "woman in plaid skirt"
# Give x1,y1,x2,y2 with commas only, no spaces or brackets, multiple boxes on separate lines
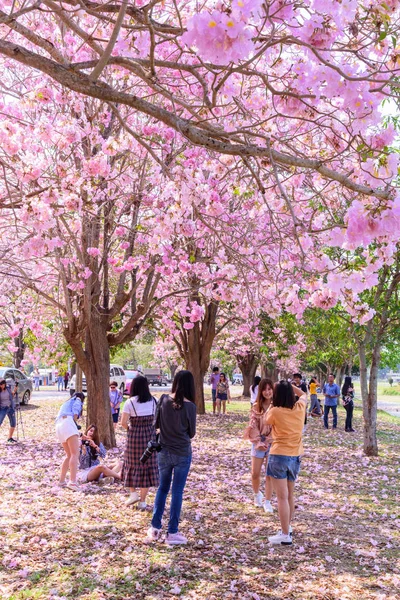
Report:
121,376,159,510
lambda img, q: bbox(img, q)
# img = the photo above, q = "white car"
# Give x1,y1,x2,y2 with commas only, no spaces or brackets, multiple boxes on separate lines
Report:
110,364,126,392
69,374,87,395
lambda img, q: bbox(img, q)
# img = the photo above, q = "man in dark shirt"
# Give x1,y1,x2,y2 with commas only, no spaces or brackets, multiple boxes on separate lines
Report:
293,373,308,426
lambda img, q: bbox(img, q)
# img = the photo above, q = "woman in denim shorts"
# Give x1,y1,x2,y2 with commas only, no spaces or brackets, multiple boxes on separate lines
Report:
265,380,307,546
243,378,274,513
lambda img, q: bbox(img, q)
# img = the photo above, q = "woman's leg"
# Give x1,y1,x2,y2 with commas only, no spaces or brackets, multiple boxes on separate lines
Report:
216,399,221,415
287,480,295,523
264,475,273,502
87,465,122,482
272,478,290,535
60,442,71,483
151,453,173,530
168,455,192,534
140,487,149,502
348,404,354,430
66,435,80,483
222,400,226,414
251,457,263,494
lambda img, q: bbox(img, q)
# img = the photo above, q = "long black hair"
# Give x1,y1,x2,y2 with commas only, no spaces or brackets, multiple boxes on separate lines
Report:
251,376,261,393
130,375,152,403
342,376,353,396
171,370,195,409
273,380,297,409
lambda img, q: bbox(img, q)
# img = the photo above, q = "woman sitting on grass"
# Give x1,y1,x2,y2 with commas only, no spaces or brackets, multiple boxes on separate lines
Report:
78,424,122,485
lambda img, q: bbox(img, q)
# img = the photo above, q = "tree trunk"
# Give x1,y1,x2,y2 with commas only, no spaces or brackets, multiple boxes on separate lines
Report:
169,362,178,380
262,361,278,381
67,313,116,448
237,353,258,397
85,315,115,448
186,334,206,414
14,328,25,369
336,365,346,388
359,340,379,457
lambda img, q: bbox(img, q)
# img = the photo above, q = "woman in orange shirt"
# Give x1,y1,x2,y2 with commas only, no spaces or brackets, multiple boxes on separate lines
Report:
265,380,306,546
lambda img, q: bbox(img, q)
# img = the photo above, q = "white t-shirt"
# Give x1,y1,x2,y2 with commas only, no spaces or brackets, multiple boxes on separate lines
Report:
250,385,259,405
122,396,156,417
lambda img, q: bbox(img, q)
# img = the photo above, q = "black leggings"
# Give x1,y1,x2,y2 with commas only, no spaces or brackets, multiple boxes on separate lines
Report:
344,402,354,430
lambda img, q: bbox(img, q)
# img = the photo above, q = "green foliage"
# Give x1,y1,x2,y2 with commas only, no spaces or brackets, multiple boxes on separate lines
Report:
298,307,358,375
111,343,154,369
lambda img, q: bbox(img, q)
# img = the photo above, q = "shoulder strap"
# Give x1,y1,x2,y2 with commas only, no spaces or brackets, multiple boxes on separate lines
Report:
129,398,137,416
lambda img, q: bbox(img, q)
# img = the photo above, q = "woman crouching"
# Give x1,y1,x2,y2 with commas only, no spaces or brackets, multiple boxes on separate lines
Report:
265,380,307,546
244,378,274,513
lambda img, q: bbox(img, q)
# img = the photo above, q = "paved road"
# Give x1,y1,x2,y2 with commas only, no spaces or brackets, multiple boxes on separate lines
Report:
30,386,172,401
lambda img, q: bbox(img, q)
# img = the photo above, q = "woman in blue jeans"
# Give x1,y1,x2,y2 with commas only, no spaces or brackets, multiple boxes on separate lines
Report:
147,370,197,545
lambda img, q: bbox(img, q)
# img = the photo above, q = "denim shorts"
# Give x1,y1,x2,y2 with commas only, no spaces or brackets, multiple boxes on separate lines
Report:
251,443,270,459
267,454,301,481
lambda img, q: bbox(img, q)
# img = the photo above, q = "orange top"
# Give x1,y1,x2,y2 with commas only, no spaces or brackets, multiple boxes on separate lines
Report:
265,399,306,456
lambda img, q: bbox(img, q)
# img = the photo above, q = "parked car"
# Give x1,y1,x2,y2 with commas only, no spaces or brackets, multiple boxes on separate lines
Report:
110,364,126,392
143,368,169,386
0,367,33,405
231,373,243,385
123,370,142,395
69,374,87,396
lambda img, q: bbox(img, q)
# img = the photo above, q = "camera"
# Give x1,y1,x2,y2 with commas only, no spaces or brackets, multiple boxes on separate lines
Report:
82,439,91,447
140,439,162,464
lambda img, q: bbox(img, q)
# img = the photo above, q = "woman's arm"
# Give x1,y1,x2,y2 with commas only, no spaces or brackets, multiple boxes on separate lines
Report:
121,411,130,430
291,384,304,398
244,412,266,446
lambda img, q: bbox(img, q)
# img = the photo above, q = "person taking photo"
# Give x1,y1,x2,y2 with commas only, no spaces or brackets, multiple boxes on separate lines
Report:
0,379,17,444
265,381,307,546
147,370,197,545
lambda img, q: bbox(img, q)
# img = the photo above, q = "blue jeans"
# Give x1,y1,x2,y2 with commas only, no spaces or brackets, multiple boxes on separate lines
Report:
151,450,192,534
0,407,16,428
324,405,337,428
212,389,217,403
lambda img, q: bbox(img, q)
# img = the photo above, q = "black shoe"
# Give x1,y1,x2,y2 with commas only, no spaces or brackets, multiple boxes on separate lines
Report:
350,429,355,432
7,438,17,444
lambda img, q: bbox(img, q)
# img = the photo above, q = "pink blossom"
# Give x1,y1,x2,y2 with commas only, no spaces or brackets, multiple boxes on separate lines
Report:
87,247,101,257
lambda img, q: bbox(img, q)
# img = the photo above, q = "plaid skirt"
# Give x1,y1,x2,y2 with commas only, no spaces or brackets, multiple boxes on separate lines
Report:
122,415,159,488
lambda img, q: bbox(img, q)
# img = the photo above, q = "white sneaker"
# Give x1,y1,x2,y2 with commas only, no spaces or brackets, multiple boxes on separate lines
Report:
254,491,264,507
125,492,139,506
165,532,188,545
268,531,292,545
279,525,293,537
263,500,274,513
147,526,161,542
137,501,148,510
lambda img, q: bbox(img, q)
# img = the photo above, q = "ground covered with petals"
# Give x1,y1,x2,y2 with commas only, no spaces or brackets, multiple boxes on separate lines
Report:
0,397,399,600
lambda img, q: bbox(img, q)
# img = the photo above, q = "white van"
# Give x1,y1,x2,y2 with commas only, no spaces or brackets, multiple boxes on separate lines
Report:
110,364,126,392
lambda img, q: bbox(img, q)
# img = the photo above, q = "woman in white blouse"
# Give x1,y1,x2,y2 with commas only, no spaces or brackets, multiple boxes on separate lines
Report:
121,376,159,510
